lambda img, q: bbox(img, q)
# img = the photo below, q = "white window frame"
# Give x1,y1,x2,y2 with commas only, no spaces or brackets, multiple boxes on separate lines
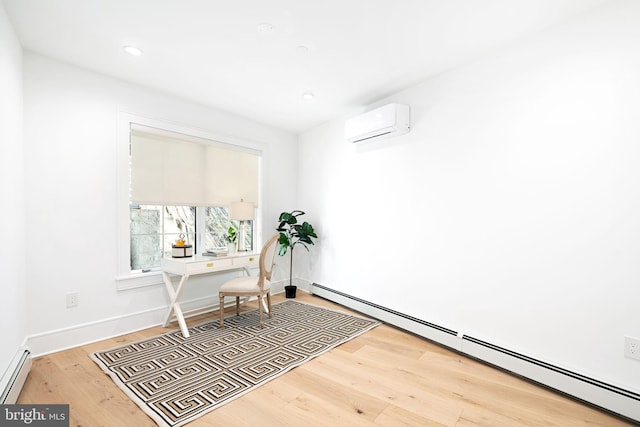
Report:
115,112,264,291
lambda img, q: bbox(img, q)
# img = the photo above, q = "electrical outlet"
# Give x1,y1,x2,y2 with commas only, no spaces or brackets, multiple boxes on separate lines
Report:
66,292,78,308
624,336,640,360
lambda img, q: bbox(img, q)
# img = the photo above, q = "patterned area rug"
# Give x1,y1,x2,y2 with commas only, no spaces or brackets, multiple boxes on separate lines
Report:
90,300,380,427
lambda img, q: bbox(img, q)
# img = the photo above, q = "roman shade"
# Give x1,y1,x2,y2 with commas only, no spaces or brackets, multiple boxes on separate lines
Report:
129,125,259,207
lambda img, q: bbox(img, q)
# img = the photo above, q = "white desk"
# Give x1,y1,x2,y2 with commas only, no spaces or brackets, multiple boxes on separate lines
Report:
161,252,259,337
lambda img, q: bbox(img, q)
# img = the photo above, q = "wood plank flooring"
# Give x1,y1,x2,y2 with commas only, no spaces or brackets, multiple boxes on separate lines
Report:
17,292,634,426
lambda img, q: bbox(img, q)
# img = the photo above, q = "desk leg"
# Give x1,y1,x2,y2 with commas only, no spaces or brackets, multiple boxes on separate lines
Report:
162,272,191,338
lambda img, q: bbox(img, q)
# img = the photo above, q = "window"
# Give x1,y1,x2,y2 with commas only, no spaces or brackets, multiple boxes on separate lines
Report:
116,113,261,289
129,205,253,272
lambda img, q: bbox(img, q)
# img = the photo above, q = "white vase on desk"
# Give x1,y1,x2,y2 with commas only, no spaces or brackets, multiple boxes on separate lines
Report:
227,242,236,254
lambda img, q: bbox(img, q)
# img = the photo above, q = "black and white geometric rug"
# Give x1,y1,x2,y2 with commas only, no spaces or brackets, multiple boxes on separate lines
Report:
90,300,380,427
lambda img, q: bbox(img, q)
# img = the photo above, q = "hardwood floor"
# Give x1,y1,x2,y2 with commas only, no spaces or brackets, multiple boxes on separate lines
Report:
18,292,633,426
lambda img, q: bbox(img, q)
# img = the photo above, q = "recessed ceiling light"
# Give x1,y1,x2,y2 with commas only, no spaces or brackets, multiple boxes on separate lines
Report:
123,45,143,56
256,23,274,34
296,45,309,55
302,92,315,101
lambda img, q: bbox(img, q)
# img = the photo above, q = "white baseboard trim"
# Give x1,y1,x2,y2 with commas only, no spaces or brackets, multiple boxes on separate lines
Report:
26,280,293,357
26,305,174,358
311,283,640,423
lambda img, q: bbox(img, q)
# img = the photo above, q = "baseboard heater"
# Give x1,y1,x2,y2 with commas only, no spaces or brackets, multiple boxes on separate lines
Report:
0,347,32,404
311,283,640,423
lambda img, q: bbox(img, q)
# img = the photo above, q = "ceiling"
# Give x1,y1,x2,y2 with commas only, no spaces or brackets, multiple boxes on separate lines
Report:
3,0,608,134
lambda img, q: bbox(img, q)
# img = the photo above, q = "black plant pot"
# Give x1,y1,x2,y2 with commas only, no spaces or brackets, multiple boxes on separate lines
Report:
284,285,297,299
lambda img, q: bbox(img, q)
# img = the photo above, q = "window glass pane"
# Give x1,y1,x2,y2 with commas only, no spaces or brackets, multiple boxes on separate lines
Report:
130,205,196,270
202,207,253,251
130,235,161,270
163,206,196,256
130,205,161,270
163,206,195,236
205,207,230,251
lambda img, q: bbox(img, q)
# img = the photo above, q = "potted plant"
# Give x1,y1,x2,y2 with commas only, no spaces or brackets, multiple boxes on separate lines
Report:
276,210,318,298
224,226,237,253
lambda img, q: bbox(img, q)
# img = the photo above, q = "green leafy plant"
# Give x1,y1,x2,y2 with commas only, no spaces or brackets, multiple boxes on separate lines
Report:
224,226,237,244
276,210,318,287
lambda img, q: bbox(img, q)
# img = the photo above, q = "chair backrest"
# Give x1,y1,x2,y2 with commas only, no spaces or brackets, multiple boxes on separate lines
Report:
258,234,280,286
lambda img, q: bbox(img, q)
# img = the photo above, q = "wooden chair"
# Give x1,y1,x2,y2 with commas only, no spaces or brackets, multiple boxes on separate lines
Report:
218,234,279,328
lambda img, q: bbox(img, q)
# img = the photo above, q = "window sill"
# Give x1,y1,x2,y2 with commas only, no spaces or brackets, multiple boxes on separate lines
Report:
115,271,163,291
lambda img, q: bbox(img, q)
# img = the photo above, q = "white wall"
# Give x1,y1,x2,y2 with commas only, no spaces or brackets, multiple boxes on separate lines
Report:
299,0,640,394
22,53,298,352
0,1,26,376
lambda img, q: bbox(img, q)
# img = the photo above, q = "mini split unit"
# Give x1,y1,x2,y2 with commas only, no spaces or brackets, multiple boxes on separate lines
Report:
344,103,411,143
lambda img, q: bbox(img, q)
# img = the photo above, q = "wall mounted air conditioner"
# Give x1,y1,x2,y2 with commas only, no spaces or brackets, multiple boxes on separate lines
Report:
344,103,410,143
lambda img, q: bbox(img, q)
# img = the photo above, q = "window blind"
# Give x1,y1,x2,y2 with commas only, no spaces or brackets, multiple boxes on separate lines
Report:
130,125,259,207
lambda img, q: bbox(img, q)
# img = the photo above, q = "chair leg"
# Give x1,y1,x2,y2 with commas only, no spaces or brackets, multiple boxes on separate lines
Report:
259,296,264,328
219,293,224,328
267,293,272,318
235,296,240,316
